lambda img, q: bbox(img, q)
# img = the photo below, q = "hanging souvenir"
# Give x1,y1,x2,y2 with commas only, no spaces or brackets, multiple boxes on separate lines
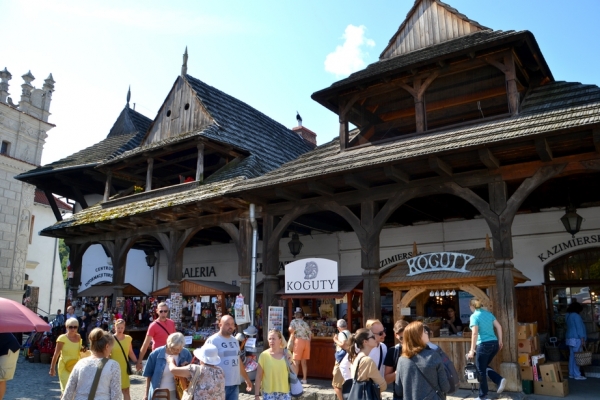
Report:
234,294,244,310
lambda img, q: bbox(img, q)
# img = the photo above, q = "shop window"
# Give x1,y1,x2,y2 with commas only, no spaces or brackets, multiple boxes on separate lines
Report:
1,140,10,155
545,247,600,337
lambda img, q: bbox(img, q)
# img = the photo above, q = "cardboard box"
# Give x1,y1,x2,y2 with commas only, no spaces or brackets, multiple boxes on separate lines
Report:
518,353,532,366
532,354,546,366
540,362,563,382
519,337,535,353
533,334,540,353
518,323,532,339
520,366,533,381
534,380,569,397
529,322,538,336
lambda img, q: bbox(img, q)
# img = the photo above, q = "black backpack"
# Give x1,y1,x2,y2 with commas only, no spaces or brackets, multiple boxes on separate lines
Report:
433,346,459,394
464,359,479,384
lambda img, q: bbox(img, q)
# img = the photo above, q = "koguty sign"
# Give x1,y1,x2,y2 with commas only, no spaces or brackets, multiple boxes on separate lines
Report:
407,252,474,276
285,258,338,294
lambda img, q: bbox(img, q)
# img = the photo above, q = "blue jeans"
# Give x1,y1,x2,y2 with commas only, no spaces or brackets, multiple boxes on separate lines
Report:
568,343,583,378
225,385,239,400
475,340,503,398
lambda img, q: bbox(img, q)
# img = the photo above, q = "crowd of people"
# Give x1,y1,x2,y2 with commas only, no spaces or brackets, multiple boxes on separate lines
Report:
7,298,510,400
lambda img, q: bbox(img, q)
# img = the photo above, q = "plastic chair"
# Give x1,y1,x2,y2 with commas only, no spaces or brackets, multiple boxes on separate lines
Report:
152,389,170,400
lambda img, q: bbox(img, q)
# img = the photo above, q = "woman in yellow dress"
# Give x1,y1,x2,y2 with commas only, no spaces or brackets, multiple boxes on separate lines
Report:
110,319,138,400
49,317,81,393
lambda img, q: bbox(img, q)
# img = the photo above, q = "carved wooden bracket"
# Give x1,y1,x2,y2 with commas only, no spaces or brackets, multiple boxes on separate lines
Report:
458,284,492,311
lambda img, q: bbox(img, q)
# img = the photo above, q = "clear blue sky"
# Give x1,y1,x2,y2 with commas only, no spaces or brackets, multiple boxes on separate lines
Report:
3,0,599,165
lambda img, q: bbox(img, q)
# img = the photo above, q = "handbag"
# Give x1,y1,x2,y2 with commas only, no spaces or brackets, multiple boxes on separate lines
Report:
114,337,133,375
575,342,592,366
287,333,295,353
88,358,109,400
344,356,381,400
284,349,303,397
334,332,349,363
180,364,203,400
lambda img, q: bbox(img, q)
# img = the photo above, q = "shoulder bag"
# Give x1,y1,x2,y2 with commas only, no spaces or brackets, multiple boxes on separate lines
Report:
180,364,203,400
114,337,133,375
344,356,381,400
88,358,109,400
409,357,444,400
283,349,303,397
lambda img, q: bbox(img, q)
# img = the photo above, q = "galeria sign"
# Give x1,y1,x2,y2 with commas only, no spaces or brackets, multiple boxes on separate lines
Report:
407,252,474,276
285,258,338,294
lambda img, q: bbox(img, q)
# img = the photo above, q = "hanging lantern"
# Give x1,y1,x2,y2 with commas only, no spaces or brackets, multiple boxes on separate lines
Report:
430,291,435,297
145,252,157,268
287,233,304,258
435,290,440,297
446,290,451,296
451,289,456,296
560,206,583,238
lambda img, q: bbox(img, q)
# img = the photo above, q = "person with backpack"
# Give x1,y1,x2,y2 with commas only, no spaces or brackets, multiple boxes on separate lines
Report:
332,319,351,400
423,325,459,395
395,321,450,400
383,319,409,400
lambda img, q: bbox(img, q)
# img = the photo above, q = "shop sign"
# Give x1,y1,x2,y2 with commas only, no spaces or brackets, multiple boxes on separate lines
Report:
83,265,113,288
183,266,217,278
285,258,338,293
537,234,600,262
407,252,474,276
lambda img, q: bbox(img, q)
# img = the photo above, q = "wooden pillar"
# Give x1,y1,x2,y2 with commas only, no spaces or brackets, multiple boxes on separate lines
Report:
44,189,63,221
66,243,84,301
196,144,204,182
414,79,425,133
360,201,381,322
504,53,520,116
238,219,252,302
339,114,349,151
146,158,153,192
103,171,112,202
262,214,280,343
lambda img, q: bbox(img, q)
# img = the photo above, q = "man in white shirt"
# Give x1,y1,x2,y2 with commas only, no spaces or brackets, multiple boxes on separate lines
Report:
366,319,388,377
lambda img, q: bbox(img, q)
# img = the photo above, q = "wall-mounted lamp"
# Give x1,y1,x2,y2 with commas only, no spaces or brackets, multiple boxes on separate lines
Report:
288,233,304,258
560,206,583,238
145,252,157,268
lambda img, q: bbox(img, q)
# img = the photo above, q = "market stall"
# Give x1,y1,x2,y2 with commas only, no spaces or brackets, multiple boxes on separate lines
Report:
380,246,529,388
151,279,241,347
276,274,363,379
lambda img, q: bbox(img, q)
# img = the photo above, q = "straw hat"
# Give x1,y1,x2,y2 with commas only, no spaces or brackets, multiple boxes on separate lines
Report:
193,344,221,366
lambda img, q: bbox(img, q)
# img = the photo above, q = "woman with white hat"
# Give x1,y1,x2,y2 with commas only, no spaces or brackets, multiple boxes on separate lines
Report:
168,343,225,400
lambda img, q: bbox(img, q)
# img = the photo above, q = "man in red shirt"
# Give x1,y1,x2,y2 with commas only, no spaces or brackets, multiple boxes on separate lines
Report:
136,302,175,371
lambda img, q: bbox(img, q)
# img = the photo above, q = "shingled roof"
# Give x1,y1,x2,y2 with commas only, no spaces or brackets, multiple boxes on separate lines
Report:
17,105,151,178
313,30,551,104
40,80,600,234
100,74,313,181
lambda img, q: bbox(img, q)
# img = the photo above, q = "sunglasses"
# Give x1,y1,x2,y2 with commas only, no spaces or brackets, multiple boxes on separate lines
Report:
68,326,78,329
374,328,386,336
367,336,376,341
158,310,169,313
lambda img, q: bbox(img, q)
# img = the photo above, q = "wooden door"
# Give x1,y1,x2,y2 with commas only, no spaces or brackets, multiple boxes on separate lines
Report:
515,286,548,333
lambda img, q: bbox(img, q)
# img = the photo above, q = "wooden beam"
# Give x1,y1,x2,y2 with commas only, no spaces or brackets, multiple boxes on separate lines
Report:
307,181,334,196
344,174,370,190
111,219,140,229
72,187,88,209
274,188,301,201
478,148,500,170
151,211,178,222
196,143,204,182
339,115,349,151
128,216,157,226
94,223,119,232
103,172,112,202
384,165,410,183
428,156,453,177
44,190,63,221
535,138,553,162
132,152,201,175
146,158,153,192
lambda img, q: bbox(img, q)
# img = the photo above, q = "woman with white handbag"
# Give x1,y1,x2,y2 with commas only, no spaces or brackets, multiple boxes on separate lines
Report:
255,330,298,400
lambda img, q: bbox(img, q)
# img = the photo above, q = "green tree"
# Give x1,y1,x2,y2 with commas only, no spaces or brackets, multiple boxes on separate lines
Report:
59,239,69,283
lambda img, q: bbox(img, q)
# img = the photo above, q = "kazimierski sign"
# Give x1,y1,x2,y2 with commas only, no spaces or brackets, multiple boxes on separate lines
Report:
407,252,474,276
285,258,338,293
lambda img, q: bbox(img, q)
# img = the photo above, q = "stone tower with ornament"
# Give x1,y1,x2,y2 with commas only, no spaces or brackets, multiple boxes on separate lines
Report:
0,67,56,304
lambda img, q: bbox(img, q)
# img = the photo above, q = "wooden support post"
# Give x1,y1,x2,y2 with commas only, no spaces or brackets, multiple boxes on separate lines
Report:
196,143,204,182
261,214,280,343
504,53,520,116
392,289,402,343
339,114,349,151
360,201,381,322
66,243,84,300
414,79,426,133
146,158,154,192
238,219,252,303
103,171,112,202
44,189,63,221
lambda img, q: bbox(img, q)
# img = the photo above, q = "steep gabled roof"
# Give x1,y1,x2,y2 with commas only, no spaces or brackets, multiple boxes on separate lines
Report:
101,74,313,180
380,0,488,59
17,106,151,178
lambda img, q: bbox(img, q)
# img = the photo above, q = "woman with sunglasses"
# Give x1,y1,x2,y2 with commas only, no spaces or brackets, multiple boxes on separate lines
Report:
49,317,82,393
346,328,387,396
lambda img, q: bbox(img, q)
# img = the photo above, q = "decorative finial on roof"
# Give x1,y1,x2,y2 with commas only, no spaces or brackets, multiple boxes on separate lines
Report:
296,111,302,127
181,46,188,76
22,70,35,84
412,241,418,256
127,85,131,108
485,234,491,251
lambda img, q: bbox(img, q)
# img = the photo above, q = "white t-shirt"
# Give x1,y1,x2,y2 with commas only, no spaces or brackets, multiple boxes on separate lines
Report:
339,353,352,381
205,333,241,387
336,329,351,352
368,342,388,377
159,354,178,391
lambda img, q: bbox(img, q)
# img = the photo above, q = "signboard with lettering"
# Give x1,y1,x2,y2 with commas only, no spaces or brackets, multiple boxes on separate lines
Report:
183,266,217,278
406,252,474,276
284,258,338,294
537,234,600,262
